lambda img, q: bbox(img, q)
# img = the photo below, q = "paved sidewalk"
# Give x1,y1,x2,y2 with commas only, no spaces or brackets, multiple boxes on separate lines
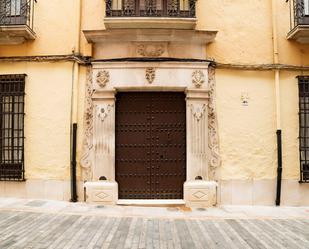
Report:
0,198,308,248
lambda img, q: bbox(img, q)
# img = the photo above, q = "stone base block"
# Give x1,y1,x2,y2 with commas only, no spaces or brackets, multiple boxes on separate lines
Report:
84,181,118,205
184,181,217,207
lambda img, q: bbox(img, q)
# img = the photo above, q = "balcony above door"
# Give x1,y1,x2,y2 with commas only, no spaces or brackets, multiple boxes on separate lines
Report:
0,0,36,45
104,0,197,29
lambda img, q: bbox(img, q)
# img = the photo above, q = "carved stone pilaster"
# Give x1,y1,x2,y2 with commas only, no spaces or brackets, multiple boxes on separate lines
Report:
208,67,221,180
186,89,210,181
80,66,95,181
92,90,116,181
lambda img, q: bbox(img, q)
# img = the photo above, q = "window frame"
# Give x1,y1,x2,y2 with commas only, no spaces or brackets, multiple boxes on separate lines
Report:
298,76,309,183
304,0,309,16
0,74,26,181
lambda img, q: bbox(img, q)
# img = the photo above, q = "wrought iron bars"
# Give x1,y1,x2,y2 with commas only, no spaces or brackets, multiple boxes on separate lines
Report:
298,76,309,183
0,0,36,29
0,74,25,181
106,0,196,18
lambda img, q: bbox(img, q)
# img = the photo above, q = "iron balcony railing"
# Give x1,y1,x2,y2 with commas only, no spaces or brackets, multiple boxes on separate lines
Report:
106,0,196,18
0,0,36,29
289,0,309,30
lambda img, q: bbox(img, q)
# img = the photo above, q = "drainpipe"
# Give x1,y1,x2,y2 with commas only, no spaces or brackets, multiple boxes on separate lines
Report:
271,0,283,206
70,0,82,202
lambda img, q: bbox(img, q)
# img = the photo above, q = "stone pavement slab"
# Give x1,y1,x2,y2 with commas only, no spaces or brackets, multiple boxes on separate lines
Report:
0,198,308,248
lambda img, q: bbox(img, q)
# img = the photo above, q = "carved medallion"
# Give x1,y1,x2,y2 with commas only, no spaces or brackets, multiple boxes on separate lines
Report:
137,43,165,57
96,70,110,88
192,70,205,88
97,104,114,122
146,67,156,84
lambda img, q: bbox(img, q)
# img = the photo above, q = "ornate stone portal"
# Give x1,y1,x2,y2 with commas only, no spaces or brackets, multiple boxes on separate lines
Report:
81,62,220,207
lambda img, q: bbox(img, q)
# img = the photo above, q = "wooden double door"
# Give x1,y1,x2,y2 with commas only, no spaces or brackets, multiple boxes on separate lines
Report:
115,92,186,199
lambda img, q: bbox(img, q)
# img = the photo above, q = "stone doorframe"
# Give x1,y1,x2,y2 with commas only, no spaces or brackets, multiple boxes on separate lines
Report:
81,62,221,207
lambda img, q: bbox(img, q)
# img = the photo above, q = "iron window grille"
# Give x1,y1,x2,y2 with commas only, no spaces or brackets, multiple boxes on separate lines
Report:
298,76,309,183
0,74,25,181
0,0,36,29
106,0,196,18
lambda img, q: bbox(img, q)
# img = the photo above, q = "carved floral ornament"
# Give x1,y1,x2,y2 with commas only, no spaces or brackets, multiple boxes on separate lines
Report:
96,104,114,122
192,70,205,88
145,67,156,84
96,70,110,88
191,104,206,121
137,43,165,57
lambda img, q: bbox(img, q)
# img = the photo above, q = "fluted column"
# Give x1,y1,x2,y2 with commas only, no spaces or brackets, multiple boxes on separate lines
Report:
92,89,116,181
186,89,210,181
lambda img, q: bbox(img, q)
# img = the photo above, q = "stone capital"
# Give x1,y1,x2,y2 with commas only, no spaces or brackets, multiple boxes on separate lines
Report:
186,88,210,101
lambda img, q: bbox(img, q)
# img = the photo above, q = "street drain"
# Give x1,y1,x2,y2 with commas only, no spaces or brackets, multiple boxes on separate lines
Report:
96,205,105,209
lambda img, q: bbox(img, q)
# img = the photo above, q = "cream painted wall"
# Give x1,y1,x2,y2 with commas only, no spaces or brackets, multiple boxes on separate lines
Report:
0,0,308,201
0,0,79,56
216,69,277,180
280,71,302,180
0,62,73,180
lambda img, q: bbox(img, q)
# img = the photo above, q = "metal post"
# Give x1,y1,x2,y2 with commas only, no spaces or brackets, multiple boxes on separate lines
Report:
71,123,78,202
275,129,283,206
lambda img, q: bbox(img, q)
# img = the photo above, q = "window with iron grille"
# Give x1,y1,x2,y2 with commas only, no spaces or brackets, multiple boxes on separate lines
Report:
298,76,309,183
0,74,25,181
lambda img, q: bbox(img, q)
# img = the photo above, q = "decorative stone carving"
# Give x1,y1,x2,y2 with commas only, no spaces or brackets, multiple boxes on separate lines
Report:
80,67,95,181
96,104,114,122
145,67,156,84
137,43,165,57
208,67,221,180
96,70,110,88
184,181,217,207
95,191,109,200
84,181,118,204
191,104,206,121
192,70,205,88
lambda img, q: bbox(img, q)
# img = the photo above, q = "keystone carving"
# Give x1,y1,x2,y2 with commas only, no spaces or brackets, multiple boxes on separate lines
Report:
192,70,205,88
145,67,156,84
96,70,110,88
137,43,165,57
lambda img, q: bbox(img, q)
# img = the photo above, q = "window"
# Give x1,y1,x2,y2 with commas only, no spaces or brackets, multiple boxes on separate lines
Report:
298,76,309,183
8,0,21,16
0,75,25,181
305,0,309,16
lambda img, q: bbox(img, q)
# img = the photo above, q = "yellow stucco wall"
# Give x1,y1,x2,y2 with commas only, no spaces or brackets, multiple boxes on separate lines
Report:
216,69,304,180
0,62,73,180
0,0,79,56
216,70,276,180
0,0,308,184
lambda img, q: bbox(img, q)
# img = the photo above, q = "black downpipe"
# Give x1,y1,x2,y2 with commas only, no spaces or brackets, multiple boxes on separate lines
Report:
70,123,78,202
275,129,282,206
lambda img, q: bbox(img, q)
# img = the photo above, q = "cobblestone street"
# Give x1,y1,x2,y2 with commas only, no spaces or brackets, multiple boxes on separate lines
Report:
0,198,308,249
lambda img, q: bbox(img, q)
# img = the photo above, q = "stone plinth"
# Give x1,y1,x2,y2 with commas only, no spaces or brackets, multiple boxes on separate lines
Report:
84,181,118,205
184,180,217,207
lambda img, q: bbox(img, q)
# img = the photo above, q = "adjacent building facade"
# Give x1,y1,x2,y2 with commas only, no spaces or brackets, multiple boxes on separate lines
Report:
0,0,308,206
